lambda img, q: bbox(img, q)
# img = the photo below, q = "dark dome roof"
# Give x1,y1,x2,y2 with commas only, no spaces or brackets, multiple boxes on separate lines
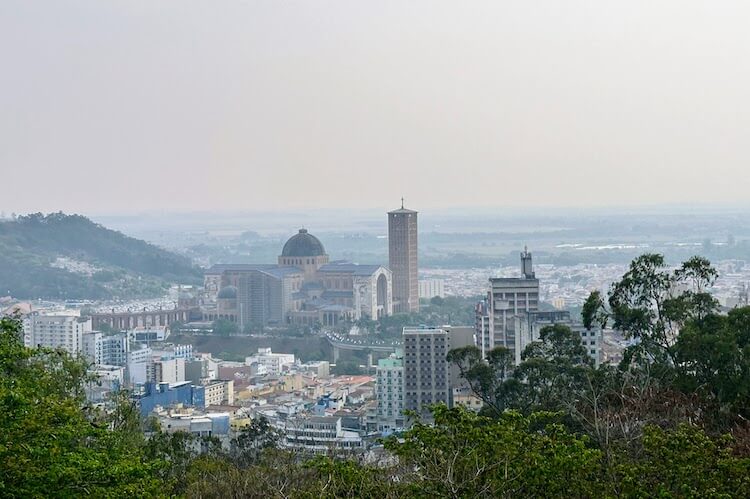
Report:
217,286,237,299
281,229,326,257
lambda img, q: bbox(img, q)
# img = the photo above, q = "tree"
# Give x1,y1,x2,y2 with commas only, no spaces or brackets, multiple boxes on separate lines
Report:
513,324,594,414
579,254,750,432
331,360,363,375
0,316,166,497
429,296,445,306
673,307,750,426
385,406,601,498
355,317,378,333
582,254,718,368
448,325,594,417
184,449,401,498
212,318,238,337
616,424,750,498
230,415,280,467
447,345,520,416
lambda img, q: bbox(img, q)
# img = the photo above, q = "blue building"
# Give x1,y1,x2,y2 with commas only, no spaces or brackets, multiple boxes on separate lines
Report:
136,381,206,417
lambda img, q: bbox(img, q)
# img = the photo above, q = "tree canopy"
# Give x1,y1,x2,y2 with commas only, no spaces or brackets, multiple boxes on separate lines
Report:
0,316,167,497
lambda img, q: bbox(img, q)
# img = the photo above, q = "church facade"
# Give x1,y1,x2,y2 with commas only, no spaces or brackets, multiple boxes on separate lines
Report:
203,229,392,328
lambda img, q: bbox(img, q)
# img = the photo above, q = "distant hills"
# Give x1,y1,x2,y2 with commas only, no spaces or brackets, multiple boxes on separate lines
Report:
0,213,202,300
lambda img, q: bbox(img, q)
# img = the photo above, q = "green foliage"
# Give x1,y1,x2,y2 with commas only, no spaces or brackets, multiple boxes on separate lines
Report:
578,254,750,431
377,296,479,338
452,254,750,460
386,406,602,498
448,324,592,417
582,253,718,366
173,405,750,498
0,212,201,299
0,316,167,497
616,425,750,498
674,307,750,425
183,449,401,498
331,360,363,375
230,416,280,467
212,318,238,337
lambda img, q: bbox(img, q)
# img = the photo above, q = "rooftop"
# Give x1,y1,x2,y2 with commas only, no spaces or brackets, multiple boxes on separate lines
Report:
281,229,327,257
207,264,303,279
388,199,417,214
319,263,384,276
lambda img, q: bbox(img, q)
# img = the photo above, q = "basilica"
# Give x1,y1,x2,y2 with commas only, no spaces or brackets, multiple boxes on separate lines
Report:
203,229,392,328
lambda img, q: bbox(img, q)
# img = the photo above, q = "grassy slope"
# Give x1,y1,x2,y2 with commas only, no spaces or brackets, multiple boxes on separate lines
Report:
0,213,201,299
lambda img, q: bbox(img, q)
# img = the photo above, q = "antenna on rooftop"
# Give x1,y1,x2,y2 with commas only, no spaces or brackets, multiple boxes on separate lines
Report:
401,197,404,209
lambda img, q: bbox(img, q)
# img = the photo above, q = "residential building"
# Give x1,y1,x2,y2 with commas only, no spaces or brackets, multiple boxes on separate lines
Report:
375,352,404,431
185,359,208,384
245,348,295,375
402,325,476,421
152,343,193,360
154,408,230,439
281,416,364,454
203,379,235,407
25,313,91,354
101,333,128,366
86,365,125,403
154,358,186,384
82,331,103,365
419,279,445,299
452,387,484,412
485,248,540,359
389,202,419,313
301,361,330,379
128,344,154,385
474,299,491,358
403,326,449,420
129,326,169,344
135,381,206,417
83,332,128,367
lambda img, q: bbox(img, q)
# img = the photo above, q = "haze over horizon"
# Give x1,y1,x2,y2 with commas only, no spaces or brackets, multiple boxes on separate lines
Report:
3,1,750,214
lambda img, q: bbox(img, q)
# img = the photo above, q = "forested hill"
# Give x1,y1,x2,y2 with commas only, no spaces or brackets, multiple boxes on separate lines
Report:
0,212,202,300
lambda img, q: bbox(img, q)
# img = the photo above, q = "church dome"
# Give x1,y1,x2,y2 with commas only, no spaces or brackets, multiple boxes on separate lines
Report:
281,229,326,257
217,286,237,299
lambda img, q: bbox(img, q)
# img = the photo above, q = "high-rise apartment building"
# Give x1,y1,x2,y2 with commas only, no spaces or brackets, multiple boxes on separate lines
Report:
154,358,186,384
403,327,448,420
484,248,540,360
375,352,404,431
388,201,419,313
418,279,445,299
127,344,154,385
474,299,491,358
82,332,129,367
26,313,92,355
402,325,476,421
203,379,235,407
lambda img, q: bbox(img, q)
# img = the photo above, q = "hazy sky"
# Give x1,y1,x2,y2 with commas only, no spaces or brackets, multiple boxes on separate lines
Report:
2,1,750,215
